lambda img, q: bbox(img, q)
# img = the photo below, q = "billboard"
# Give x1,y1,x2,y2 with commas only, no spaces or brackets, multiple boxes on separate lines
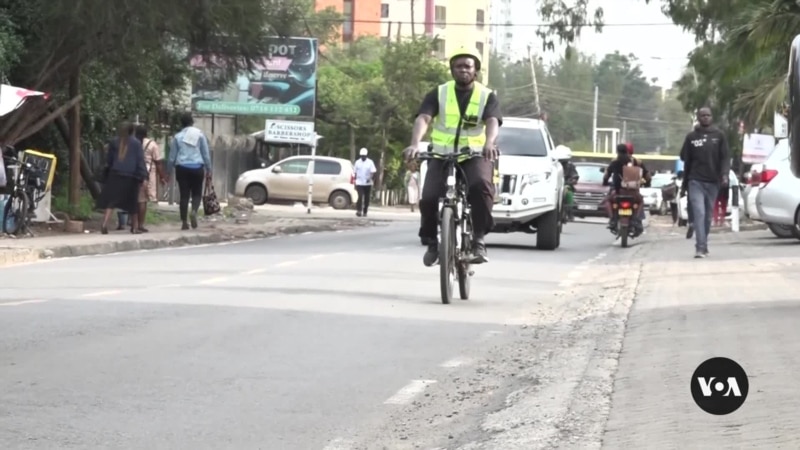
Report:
190,37,318,117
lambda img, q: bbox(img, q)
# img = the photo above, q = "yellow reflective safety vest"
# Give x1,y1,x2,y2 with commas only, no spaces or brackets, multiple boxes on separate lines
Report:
429,80,490,160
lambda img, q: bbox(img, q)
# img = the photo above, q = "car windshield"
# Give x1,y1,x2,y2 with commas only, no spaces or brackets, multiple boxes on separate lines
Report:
496,127,548,157
575,165,606,184
650,176,673,188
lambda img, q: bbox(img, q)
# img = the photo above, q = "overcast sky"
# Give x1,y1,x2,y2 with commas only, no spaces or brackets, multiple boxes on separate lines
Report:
508,0,697,88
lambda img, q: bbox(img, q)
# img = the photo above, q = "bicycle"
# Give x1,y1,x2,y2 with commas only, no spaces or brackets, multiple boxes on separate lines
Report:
417,147,483,304
2,147,47,236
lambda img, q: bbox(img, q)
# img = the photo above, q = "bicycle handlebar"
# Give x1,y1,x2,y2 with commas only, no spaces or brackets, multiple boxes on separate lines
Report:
415,149,488,161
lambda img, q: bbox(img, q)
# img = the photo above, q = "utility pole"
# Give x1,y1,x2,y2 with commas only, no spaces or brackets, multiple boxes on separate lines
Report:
526,44,541,115
622,120,627,141
592,85,598,152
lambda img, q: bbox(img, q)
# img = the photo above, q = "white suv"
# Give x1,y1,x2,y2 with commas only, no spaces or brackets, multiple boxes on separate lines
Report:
491,117,565,249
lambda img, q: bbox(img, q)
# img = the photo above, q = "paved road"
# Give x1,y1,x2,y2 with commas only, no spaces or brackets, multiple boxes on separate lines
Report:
0,218,622,449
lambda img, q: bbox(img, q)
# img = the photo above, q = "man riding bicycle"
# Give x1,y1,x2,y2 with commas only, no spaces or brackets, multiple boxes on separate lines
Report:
403,46,503,267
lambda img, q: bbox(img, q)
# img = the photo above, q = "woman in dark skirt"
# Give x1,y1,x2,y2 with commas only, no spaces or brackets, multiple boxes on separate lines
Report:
98,121,147,234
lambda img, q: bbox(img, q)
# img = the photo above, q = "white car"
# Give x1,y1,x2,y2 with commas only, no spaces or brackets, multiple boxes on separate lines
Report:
490,117,564,250
743,163,763,221
754,138,800,238
640,173,674,215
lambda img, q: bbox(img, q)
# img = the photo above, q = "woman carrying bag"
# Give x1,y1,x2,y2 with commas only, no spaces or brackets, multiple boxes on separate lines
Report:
167,112,214,230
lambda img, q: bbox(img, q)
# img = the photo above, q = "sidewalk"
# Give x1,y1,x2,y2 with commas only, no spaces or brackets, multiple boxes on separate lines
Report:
0,208,377,268
603,228,800,447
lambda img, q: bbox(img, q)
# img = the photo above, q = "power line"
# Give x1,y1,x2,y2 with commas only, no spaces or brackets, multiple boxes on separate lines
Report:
305,18,687,28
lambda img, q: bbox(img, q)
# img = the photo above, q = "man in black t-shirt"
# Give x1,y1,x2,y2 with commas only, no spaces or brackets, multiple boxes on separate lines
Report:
403,47,503,267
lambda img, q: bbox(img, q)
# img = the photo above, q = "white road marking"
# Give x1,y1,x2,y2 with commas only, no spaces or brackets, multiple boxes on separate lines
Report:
307,254,326,260
391,246,405,250
322,437,355,450
151,283,183,289
0,299,48,307
200,277,228,285
82,290,122,298
439,356,472,368
384,380,437,405
274,260,299,267
244,268,268,275
302,231,314,235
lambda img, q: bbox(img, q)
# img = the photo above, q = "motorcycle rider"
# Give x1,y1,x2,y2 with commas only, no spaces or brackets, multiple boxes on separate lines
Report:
556,146,579,222
403,46,502,267
602,143,650,232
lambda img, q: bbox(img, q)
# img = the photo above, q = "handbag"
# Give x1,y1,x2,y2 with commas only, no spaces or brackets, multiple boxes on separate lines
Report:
202,180,221,216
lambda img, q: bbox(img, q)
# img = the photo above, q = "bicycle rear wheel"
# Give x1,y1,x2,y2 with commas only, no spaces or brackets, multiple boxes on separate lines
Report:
439,206,455,304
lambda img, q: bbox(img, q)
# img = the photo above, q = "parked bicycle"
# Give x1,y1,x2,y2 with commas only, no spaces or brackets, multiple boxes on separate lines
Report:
2,146,47,236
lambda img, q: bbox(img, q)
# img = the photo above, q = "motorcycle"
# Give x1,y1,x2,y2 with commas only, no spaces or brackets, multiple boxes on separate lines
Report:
610,193,643,247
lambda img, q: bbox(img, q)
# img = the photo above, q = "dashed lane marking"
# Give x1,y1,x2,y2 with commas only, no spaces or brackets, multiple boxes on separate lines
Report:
0,299,48,307
383,380,438,405
439,356,472,368
81,290,122,298
321,437,355,450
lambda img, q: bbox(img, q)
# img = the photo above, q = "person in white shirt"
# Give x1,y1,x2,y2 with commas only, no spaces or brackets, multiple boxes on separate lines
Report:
353,147,377,217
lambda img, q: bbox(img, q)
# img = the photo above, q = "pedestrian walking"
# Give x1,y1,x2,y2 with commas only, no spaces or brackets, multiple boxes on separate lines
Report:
680,107,730,258
405,160,420,212
167,112,212,230
353,147,376,217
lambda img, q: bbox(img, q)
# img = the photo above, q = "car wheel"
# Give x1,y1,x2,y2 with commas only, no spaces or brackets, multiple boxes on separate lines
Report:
536,209,560,250
328,190,351,210
768,223,795,239
244,184,268,205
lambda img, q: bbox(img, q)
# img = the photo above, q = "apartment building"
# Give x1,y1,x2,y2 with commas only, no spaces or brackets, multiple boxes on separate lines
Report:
489,0,513,61
379,0,492,80
315,0,382,42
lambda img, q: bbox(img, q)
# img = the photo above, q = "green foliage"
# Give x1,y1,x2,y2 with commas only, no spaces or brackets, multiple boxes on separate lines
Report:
314,37,448,189
651,0,796,140
489,50,692,154
51,190,94,220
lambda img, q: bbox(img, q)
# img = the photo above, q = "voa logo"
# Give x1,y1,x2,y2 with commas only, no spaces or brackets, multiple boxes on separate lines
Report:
696,376,742,397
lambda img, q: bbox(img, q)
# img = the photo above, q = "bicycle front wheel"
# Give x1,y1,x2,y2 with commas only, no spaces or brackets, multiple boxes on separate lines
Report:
439,206,456,304
3,191,28,235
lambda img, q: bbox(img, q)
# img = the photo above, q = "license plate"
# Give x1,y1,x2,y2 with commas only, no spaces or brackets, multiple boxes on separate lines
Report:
578,205,594,210
619,208,632,216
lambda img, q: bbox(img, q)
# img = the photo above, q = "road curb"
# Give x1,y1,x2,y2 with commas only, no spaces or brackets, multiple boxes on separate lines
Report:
0,220,374,267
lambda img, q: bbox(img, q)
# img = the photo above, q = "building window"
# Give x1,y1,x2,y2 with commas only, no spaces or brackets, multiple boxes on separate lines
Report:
435,6,446,28
475,41,484,56
343,0,354,42
381,3,389,18
433,39,445,59
476,9,485,29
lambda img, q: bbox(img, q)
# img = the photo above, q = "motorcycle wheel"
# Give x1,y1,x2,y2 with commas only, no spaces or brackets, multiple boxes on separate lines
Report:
620,225,629,248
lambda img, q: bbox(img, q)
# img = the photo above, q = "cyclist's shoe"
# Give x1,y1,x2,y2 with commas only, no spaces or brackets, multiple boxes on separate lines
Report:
471,238,489,264
421,237,439,267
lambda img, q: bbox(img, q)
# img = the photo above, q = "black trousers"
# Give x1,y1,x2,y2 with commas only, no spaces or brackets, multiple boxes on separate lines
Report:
356,185,372,213
175,165,205,221
418,157,494,241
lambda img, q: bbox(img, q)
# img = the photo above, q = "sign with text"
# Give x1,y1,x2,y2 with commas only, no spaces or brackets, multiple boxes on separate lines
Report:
190,37,318,117
774,112,788,138
742,133,776,164
264,120,315,145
